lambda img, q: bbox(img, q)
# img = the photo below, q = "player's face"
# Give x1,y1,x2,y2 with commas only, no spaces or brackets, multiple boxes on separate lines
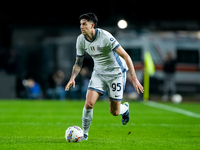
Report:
80,19,94,35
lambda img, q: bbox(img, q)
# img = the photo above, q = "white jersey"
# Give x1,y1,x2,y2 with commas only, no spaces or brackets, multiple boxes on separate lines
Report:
76,28,128,75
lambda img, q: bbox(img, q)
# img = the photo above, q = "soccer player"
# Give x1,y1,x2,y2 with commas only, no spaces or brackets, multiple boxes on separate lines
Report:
65,13,144,140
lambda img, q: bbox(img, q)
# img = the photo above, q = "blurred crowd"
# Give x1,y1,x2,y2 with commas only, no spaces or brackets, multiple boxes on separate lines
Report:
15,68,139,101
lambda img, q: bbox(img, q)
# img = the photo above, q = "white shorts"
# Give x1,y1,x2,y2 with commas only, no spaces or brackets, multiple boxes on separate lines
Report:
88,71,126,101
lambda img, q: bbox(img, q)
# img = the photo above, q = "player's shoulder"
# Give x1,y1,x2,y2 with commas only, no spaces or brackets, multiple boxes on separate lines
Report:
97,28,114,42
76,34,85,46
77,34,84,41
97,28,112,37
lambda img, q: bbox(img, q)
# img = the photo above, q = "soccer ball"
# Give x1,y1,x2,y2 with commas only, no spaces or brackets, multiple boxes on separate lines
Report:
172,94,182,104
65,126,83,142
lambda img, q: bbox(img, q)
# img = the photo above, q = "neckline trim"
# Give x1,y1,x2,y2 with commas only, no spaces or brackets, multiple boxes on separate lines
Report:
84,29,98,42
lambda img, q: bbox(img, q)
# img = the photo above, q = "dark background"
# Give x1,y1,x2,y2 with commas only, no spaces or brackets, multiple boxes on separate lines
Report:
0,0,199,49
0,1,200,99
0,1,199,29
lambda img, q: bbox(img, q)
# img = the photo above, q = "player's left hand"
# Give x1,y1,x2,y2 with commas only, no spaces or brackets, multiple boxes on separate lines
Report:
132,78,144,94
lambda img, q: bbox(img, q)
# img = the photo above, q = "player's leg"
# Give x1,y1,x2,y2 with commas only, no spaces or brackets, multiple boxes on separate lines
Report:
109,99,129,125
85,89,100,109
109,72,130,125
82,71,106,140
82,89,100,140
109,100,128,116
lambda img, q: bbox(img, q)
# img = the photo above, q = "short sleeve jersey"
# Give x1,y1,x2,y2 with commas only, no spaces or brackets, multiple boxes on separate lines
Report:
76,28,128,75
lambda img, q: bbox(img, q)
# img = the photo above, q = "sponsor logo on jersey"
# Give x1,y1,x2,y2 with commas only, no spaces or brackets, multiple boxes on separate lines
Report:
112,40,116,46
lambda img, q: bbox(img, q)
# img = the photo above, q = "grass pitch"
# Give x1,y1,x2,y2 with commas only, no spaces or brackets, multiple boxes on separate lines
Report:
0,100,200,150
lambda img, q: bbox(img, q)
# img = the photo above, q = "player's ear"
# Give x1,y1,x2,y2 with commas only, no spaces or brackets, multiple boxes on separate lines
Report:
91,22,95,29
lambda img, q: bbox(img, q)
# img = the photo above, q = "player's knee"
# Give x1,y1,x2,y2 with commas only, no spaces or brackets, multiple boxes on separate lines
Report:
85,102,94,109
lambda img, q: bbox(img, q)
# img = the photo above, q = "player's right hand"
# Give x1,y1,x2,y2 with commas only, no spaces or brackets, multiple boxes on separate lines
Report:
65,79,75,91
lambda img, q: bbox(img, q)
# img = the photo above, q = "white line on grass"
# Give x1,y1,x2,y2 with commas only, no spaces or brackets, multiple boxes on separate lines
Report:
145,101,200,119
0,122,200,127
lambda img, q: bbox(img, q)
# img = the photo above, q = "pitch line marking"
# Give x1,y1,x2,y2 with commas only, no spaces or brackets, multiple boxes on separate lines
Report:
0,122,200,127
145,101,200,119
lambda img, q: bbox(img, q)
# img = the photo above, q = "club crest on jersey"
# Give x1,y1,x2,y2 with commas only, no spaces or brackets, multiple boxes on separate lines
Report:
97,45,102,52
90,46,95,51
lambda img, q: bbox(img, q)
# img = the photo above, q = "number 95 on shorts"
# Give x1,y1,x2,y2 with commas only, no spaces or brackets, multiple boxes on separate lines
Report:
88,71,124,101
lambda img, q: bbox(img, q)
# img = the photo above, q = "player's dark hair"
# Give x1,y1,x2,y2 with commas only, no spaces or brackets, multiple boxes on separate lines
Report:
79,12,98,29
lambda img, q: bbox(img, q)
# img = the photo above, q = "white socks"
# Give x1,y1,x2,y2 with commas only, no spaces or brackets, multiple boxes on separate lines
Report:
82,107,93,136
119,104,128,115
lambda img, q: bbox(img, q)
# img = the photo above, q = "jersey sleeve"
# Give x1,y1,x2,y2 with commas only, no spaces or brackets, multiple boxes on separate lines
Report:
104,31,120,51
76,36,85,57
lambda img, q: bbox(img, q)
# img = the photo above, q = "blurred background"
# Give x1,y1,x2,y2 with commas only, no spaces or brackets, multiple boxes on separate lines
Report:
0,1,199,101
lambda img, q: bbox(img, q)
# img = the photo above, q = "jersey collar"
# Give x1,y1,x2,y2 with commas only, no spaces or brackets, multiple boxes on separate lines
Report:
84,29,98,42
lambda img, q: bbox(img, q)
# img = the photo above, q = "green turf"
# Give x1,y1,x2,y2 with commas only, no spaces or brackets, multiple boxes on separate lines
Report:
0,100,200,150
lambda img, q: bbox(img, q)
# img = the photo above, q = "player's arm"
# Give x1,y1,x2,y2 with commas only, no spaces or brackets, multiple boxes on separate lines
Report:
65,56,84,91
115,46,144,94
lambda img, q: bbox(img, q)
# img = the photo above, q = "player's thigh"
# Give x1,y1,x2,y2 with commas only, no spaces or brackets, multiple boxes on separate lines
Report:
85,89,100,109
88,71,107,95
